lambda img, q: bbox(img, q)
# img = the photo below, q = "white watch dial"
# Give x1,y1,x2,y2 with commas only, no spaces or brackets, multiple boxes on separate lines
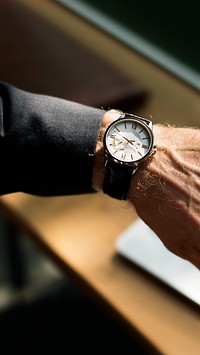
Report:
105,118,153,163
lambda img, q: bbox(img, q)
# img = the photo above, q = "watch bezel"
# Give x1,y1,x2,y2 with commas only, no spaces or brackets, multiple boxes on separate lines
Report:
103,115,154,166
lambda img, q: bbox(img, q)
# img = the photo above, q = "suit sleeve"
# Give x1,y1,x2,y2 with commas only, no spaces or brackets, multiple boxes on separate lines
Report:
0,82,103,196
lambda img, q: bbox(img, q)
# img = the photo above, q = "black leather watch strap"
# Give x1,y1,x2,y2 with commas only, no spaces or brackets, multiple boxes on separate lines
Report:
103,160,135,200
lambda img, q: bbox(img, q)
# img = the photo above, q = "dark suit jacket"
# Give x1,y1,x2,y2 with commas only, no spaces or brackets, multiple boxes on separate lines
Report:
0,82,103,196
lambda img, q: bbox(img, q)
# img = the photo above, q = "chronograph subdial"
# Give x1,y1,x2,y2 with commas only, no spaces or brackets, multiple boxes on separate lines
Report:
108,133,144,162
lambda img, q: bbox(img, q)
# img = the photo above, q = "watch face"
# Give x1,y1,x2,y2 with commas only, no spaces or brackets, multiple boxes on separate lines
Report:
104,117,153,164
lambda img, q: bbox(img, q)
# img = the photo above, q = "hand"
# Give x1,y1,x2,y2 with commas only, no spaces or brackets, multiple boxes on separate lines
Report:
93,112,200,269
129,125,200,269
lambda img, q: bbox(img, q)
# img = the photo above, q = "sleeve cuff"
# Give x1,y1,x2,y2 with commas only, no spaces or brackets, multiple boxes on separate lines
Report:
0,82,104,196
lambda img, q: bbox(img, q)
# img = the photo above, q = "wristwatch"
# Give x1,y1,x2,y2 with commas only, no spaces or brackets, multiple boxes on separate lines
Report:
103,112,156,200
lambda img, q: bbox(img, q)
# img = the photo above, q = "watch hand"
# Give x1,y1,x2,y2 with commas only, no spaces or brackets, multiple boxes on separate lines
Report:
116,132,135,145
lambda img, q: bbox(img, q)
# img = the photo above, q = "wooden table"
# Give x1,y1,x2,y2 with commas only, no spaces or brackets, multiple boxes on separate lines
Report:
0,192,200,354
0,0,200,354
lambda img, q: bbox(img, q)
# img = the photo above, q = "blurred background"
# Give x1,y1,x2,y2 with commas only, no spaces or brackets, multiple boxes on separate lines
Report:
58,0,200,90
0,0,199,354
